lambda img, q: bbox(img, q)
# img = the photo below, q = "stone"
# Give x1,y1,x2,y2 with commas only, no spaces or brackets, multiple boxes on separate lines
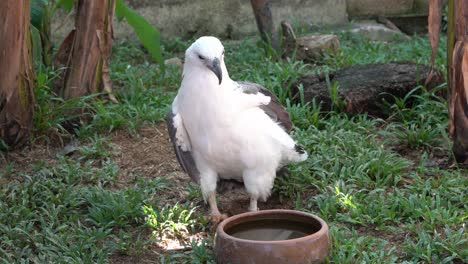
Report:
53,0,348,41
292,62,445,117
347,20,410,41
413,0,430,14
281,21,340,63
347,0,414,17
387,15,429,35
295,35,340,62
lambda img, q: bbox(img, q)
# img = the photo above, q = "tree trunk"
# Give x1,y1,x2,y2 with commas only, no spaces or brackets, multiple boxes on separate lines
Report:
250,0,278,51
55,0,116,102
448,0,468,162
0,0,36,148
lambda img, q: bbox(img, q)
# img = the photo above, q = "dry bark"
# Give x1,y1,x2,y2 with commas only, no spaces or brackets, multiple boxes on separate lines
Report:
0,0,36,147
449,0,468,162
427,0,443,78
427,0,468,162
54,0,117,103
250,0,278,50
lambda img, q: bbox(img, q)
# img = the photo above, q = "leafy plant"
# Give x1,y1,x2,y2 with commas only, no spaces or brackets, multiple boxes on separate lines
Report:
30,0,53,65
30,0,164,67
143,203,204,238
380,85,449,149
161,239,216,264
325,73,346,112
33,67,97,141
115,0,163,69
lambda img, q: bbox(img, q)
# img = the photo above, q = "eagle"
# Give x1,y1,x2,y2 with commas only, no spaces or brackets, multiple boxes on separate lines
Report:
166,36,308,223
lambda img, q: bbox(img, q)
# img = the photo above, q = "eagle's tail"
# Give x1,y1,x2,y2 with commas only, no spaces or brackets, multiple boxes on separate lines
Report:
284,143,308,163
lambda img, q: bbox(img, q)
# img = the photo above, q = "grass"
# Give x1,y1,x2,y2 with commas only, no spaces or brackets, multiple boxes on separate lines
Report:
0,30,467,263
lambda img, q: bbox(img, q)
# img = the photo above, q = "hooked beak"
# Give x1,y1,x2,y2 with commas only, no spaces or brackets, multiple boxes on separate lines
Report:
208,58,222,85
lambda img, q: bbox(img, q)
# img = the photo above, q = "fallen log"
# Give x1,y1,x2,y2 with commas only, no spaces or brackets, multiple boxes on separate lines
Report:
293,62,445,116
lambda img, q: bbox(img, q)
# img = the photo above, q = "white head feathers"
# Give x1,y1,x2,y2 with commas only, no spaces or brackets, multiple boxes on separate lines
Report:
184,36,226,85
185,36,224,61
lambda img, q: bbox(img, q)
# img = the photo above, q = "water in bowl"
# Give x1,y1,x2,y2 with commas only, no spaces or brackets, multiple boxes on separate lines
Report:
226,218,320,241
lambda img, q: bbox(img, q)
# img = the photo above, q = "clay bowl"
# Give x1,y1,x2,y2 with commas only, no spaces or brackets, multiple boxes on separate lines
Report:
215,209,330,264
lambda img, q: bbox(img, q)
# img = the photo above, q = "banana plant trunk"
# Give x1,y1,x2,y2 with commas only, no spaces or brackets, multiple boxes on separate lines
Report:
428,0,468,163
448,0,468,162
0,0,36,148
55,0,116,102
250,0,278,51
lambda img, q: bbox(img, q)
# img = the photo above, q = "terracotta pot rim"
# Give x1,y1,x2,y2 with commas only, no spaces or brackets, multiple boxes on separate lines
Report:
216,209,329,244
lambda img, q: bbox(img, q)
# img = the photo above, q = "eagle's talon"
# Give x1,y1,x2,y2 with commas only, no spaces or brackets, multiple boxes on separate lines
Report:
210,213,228,225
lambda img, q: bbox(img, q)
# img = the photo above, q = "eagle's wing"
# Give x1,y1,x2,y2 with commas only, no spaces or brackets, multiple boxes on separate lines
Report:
166,106,200,183
167,82,292,183
236,81,293,133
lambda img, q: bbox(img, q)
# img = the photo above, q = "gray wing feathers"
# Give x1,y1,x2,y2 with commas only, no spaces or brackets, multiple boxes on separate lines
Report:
237,81,293,132
166,111,200,183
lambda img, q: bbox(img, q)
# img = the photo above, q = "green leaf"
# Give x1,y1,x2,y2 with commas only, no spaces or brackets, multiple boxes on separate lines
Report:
56,0,74,12
30,0,49,29
30,0,53,66
30,25,43,64
115,0,125,22
115,0,164,70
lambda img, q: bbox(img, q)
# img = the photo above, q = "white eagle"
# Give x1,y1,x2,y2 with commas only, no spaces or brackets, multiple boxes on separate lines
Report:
167,36,308,223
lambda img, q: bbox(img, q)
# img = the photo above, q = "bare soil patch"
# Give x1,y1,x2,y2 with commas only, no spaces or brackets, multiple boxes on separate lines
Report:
107,123,293,262
0,140,61,186
110,124,186,188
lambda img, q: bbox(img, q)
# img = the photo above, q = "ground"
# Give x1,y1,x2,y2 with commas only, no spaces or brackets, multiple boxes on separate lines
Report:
2,120,464,263
0,122,294,263
1,33,467,263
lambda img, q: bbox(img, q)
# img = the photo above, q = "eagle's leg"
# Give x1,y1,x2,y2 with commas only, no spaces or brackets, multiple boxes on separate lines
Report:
198,161,227,224
207,192,227,223
243,168,275,213
249,197,258,212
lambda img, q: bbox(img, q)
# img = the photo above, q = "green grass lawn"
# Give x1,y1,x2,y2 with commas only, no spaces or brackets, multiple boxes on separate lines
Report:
0,31,467,263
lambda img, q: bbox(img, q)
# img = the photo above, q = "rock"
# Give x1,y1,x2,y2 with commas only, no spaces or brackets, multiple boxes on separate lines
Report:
347,20,410,41
164,57,183,69
413,0,430,14
347,0,414,17
53,0,347,41
295,35,341,62
292,62,445,117
281,21,340,62
386,15,429,35
376,16,402,31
